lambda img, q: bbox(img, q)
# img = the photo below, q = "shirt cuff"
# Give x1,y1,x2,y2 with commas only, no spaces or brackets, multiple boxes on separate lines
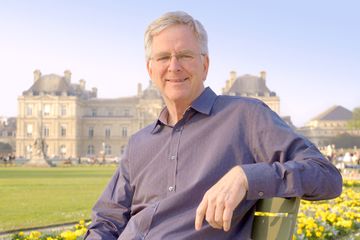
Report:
241,163,279,200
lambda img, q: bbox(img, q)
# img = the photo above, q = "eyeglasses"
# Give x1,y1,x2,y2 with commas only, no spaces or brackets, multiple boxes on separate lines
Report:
150,50,205,66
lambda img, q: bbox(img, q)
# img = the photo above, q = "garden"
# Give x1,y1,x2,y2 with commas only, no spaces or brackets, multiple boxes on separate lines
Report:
1,166,359,240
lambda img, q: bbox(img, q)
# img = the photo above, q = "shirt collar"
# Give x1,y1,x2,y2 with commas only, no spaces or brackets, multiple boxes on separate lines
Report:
151,87,218,134
191,87,218,115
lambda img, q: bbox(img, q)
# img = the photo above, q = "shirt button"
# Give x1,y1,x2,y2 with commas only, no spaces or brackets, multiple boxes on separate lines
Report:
170,155,176,160
168,186,175,192
258,191,264,197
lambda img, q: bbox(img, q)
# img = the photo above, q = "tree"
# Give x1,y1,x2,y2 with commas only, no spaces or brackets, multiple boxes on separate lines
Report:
328,133,360,148
347,107,360,130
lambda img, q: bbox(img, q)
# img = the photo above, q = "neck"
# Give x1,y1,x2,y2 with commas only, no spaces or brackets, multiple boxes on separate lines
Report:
165,100,191,126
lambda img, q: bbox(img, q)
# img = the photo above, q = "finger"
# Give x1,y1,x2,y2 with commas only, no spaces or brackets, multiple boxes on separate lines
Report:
205,195,216,226
206,195,224,229
195,199,208,231
223,205,234,232
214,193,225,224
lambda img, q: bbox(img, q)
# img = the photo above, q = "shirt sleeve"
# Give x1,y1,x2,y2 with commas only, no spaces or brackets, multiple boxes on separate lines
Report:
85,144,133,240
241,102,343,201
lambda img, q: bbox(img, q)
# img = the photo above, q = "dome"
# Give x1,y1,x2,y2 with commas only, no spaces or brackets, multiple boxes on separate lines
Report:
24,74,71,95
228,74,276,97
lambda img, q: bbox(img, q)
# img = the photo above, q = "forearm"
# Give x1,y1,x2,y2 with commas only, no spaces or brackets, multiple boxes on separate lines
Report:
85,202,130,239
85,150,133,239
242,145,342,200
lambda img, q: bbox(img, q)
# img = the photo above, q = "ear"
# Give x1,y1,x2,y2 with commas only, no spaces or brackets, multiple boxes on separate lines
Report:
202,54,210,81
146,60,153,77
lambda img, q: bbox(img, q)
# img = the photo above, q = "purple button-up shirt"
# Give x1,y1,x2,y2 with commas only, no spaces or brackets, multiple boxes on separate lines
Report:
85,87,342,239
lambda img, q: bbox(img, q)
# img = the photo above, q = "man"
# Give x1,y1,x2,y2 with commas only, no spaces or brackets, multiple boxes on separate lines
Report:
85,11,342,239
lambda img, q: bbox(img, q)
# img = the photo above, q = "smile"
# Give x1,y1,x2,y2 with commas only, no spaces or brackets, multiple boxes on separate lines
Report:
165,77,189,82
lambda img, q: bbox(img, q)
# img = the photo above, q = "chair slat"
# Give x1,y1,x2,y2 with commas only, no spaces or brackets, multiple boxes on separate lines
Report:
252,197,300,240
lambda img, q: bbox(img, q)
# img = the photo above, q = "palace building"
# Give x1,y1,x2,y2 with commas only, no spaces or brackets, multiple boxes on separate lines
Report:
16,69,285,160
16,70,163,160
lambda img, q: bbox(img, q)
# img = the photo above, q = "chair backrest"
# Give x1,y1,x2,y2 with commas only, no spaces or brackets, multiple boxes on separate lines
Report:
251,197,300,240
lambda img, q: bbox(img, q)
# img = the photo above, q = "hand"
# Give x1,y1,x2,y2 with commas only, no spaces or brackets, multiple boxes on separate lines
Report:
195,166,248,232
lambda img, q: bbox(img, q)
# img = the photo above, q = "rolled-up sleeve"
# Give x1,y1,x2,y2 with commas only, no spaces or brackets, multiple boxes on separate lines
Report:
85,144,133,240
242,102,342,201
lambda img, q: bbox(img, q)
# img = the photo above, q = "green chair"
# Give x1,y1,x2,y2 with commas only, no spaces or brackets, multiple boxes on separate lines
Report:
251,197,300,240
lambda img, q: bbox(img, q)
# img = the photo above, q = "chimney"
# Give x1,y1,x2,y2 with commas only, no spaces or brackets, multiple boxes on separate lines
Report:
137,83,142,96
229,71,237,86
79,79,86,90
260,71,266,80
33,69,41,82
64,70,72,83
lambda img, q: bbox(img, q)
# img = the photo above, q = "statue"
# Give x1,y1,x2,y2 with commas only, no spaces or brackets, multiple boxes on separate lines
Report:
33,137,46,159
25,108,51,167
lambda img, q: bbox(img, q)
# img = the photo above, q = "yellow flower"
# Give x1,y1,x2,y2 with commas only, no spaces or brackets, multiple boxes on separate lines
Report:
75,228,87,236
29,231,41,239
60,230,77,240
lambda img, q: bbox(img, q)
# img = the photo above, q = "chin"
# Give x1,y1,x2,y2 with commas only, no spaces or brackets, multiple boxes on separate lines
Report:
165,92,191,104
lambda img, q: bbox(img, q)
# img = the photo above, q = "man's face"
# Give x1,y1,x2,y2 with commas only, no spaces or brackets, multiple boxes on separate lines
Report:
147,24,209,107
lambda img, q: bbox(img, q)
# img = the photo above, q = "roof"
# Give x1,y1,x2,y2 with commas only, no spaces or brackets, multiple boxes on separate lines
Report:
28,74,71,93
311,105,352,121
23,73,95,99
227,74,276,96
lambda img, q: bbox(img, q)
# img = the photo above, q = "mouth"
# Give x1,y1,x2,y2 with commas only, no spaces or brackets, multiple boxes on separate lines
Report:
165,77,189,83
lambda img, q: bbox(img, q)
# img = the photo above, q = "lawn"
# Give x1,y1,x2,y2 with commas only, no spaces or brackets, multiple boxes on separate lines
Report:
0,166,117,232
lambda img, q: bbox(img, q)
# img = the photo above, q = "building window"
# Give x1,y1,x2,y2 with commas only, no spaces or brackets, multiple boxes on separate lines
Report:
43,126,49,137
120,145,126,155
43,104,51,116
88,127,94,138
122,127,127,137
26,105,33,116
87,145,95,155
60,104,67,116
60,125,67,137
26,124,33,137
91,109,97,117
105,127,111,138
105,144,111,155
124,109,130,116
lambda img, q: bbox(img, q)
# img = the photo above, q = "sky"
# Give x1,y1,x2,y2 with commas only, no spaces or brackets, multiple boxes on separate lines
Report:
0,0,359,127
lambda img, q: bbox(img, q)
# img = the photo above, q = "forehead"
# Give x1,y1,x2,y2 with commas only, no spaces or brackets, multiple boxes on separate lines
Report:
151,24,200,53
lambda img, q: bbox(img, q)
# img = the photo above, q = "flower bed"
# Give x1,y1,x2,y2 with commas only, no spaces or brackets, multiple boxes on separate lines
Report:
295,179,360,239
11,180,360,240
11,220,88,240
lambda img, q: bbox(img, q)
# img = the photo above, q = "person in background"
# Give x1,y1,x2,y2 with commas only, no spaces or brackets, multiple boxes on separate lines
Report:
85,11,342,239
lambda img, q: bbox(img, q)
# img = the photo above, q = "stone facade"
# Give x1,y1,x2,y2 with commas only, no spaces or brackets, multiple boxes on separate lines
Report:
0,117,16,155
298,105,360,146
16,70,163,160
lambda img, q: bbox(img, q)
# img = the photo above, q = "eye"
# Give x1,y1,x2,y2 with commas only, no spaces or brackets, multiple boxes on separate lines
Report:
178,54,194,61
156,55,171,62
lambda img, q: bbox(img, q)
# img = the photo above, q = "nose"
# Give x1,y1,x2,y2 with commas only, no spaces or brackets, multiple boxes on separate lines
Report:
167,55,182,72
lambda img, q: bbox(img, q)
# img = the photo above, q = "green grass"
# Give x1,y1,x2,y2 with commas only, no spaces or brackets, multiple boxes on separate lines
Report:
0,166,116,232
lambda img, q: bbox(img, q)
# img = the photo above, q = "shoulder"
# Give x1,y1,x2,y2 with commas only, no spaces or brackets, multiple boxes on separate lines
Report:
213,95,270,114
128,122,157,145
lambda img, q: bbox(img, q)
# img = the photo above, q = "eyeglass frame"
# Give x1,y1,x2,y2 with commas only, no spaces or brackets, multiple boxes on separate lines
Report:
149,50,206,67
